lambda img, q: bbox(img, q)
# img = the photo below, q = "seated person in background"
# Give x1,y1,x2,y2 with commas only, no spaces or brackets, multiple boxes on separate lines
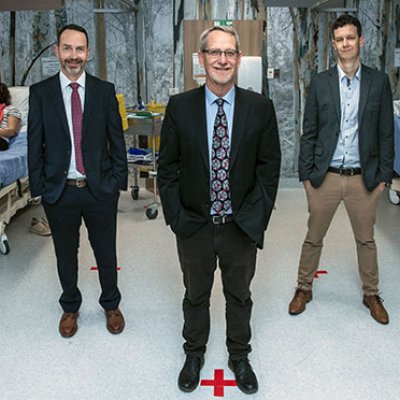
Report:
0,83,49,235
0,82,21,151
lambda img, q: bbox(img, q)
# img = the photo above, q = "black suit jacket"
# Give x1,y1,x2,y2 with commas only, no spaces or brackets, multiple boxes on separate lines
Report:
299,64,394,191
28,72,128,204
158,85,281,249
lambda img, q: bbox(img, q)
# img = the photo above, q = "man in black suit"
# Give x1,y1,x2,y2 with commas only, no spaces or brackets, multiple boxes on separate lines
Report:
28,24,128,337
158,26,281,394
288,14,394,324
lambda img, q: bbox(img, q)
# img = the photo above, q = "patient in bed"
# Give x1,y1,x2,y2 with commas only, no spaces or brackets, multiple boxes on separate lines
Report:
1,83,50,235
0,83,21,151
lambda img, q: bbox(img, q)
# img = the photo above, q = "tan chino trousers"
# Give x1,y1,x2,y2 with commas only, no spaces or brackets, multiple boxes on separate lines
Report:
297,172,382,295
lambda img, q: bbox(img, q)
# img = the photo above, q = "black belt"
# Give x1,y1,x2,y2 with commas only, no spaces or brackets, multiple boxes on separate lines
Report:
66,179,88,188
327,167,361,176
211,215,234,225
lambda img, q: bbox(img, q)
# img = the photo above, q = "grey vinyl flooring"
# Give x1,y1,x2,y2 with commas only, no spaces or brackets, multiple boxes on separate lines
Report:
1,178,399,400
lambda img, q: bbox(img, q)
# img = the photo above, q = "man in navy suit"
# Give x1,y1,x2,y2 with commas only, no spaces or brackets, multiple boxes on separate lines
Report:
288,14,394,324
158,26,281,394
28,24,127,337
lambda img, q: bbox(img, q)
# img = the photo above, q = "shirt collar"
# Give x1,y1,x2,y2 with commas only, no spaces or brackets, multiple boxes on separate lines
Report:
205,85,235,106
59,70,86,90
337,64,361,84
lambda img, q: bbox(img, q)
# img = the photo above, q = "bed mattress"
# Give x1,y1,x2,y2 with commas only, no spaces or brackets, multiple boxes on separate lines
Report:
0,130,28,187
394,115,400,176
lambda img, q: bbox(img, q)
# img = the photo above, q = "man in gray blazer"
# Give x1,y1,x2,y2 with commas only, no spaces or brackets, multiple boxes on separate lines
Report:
288,14,393,324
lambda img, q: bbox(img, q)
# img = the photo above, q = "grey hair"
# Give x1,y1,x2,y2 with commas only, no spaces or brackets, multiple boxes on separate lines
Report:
199,26,240,52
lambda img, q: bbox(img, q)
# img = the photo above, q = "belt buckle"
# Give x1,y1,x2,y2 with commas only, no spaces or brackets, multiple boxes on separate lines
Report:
76,179,86,188
212,215,226,225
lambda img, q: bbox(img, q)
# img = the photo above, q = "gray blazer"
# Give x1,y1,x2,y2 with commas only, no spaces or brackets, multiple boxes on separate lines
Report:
298,64,394,192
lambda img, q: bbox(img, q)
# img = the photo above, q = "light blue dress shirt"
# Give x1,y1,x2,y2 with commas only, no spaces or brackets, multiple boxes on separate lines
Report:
205,85,235,215
330,65,361,169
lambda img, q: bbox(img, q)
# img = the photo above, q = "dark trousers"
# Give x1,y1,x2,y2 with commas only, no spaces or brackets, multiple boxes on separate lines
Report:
43,185,121,313
176,220,257,359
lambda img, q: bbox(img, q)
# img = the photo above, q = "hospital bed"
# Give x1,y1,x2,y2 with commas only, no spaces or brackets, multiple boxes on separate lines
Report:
388,100,400,205
0,86,30,255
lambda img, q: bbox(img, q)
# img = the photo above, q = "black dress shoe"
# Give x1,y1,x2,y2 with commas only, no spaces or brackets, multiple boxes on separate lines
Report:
228,358,258,394
178,355,204,392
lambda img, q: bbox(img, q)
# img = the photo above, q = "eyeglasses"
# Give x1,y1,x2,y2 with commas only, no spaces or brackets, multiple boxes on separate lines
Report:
202,49,239,59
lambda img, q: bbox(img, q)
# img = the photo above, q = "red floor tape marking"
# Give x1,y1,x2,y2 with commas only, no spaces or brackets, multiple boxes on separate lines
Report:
200,369,237,397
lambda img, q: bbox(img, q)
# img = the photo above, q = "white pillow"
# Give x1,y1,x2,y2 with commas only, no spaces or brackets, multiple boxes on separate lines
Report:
8,86,30,128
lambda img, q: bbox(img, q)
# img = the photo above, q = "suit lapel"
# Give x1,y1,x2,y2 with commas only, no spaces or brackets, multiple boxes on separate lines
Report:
49,73,70,138
358,64,371,125
192,86,209,168
229,87,249,168
82,73,97,141
328,66,341,121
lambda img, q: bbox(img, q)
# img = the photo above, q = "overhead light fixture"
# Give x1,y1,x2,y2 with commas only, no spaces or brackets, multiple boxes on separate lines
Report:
311,0,356,11
0,0,64,11
93,0,138,14
93,7,138,14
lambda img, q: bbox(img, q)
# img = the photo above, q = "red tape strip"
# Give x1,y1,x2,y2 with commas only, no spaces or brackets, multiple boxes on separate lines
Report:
201,369,237,397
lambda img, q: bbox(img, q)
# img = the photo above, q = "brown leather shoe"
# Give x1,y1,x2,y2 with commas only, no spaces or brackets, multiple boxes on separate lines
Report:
105,308,125,334
59,312,79,338
289,288,313,315
363,295,389,325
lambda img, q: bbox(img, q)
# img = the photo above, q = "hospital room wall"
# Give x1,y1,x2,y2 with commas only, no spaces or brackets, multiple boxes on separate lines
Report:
0,0,399,178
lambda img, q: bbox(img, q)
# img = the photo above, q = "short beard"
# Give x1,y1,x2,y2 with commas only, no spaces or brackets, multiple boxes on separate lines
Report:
209,71,233,86
63,60,84,78
67,66,82,76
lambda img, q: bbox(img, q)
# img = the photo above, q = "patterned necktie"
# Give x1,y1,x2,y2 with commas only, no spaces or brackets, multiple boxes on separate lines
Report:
211,98,231,215
70,82,85,175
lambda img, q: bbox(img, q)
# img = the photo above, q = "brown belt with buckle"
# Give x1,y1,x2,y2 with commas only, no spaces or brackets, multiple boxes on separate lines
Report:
327,167,362,176
66,179,88,188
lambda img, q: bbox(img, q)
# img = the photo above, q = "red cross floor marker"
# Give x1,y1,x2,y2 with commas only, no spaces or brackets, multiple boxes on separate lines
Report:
200,369,237,397
90,267,122,271
314,270,328,278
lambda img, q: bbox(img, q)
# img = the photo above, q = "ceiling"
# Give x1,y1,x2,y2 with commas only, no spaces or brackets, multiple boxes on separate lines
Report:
0,0,352,12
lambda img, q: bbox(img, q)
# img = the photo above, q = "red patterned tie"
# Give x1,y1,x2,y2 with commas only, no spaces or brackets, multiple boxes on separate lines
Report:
70,82,85,175
211,98,231,215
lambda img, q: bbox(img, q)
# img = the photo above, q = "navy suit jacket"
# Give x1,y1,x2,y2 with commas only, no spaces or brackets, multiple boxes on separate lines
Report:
158,85,281,249
28,72,128,204
299,64,394,191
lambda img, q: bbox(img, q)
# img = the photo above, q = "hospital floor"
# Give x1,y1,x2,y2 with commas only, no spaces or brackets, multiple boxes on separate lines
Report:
1,178,399,400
